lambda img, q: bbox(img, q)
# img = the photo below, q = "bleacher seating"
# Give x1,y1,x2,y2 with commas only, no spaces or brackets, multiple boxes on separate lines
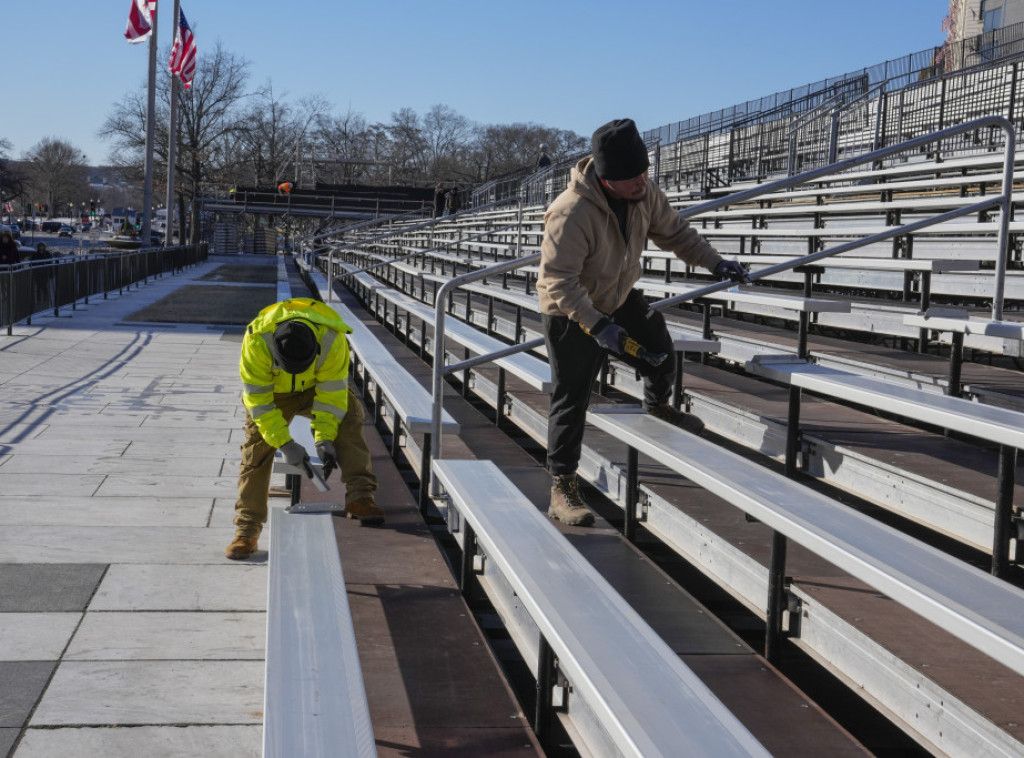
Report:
260,47,1024,754
310,161,1024,754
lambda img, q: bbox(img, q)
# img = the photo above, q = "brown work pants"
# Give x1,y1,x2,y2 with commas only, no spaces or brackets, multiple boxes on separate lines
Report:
233,388,378,537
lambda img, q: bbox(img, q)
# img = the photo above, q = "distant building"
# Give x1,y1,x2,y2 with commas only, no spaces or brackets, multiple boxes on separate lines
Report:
944,0,1024,69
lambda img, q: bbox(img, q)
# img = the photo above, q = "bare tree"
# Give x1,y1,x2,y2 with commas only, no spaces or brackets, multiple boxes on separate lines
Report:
422,104,474,181
100,41,251,239
235,82,330,187
24,138,89,218
469,123,588,181
312,109,371,185
0,138,31,220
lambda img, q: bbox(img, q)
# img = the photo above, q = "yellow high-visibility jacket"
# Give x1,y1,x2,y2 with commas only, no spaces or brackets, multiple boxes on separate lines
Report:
239,298,352,447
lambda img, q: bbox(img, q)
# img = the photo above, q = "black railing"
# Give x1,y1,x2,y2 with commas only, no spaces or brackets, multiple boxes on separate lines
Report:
0,244,208,334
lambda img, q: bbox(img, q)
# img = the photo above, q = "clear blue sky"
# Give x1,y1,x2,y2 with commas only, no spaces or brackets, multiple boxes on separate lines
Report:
5,1,948,166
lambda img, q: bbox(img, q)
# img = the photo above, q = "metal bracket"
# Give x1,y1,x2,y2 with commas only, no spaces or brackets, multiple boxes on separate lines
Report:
287,502,346,514
551,668,570,710
785,588,802,637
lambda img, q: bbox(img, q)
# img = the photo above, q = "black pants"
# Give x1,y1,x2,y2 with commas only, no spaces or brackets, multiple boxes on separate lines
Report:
544,289,674,476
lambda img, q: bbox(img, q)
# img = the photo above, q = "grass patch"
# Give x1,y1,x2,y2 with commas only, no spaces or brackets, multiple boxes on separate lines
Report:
126,284,276,325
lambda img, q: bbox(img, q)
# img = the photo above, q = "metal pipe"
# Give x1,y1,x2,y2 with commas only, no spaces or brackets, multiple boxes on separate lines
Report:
428,253,541,496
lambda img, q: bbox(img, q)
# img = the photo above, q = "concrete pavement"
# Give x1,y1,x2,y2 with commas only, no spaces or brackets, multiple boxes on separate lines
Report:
0,257,273,757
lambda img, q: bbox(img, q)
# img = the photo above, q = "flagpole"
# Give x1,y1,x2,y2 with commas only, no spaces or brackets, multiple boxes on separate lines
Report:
164,0,180,248
141,0,158,244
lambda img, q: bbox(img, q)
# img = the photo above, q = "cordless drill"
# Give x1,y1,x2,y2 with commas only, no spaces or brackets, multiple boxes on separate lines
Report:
584,319,669,367
618,332,668,367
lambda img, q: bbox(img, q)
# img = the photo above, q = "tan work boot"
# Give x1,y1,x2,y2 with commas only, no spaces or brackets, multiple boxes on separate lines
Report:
225,535,258,560
548,474,595,527
345,497,385,525
646,403,705,435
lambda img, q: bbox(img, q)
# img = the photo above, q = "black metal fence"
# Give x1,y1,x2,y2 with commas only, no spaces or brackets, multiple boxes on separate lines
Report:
486,21,1024,206
0,244,208,335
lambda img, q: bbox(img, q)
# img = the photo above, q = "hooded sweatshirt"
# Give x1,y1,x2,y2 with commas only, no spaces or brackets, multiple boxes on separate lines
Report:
239,298,352,447
537,156,723,331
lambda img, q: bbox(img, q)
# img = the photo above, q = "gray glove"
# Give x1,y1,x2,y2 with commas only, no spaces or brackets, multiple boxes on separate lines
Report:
714,259,749,284
279,439,308,466
588,317,626,353
315,440,338,479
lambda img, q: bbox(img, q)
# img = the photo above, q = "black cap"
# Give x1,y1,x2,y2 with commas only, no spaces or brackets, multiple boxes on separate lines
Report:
271,320,318,373
591,118,650,181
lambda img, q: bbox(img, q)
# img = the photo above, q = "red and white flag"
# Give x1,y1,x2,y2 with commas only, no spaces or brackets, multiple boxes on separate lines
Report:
168,7,197,89
124,0,155,44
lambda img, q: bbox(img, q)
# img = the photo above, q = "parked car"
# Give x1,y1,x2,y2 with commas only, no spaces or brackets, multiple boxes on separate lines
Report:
7,223,20,239
57,225,74,237
41,221,63,233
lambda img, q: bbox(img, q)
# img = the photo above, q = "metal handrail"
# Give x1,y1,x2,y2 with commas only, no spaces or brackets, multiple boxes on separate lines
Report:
322,195,524,302
331,224,520,280
302,208,423,246
429,253,544,479
667,115,1015,319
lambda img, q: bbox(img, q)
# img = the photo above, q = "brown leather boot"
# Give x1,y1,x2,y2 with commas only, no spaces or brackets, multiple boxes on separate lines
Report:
225,535,258,560
548,474,595,527
345,497,385,525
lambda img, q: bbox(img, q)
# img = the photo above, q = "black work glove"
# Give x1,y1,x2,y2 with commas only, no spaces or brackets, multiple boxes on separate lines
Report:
587,317,626,353
279,439,308,466
315,440,338,480
713,259,749,284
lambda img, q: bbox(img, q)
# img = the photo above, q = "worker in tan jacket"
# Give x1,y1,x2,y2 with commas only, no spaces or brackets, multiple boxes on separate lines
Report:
537,118,747,526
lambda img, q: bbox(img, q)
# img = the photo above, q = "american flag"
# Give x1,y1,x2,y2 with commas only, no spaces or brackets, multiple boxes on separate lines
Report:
124,0,154,44
168,8,197,89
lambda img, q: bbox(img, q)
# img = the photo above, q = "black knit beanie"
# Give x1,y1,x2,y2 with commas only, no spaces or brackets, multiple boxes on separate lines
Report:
591,118,650,180
272,320,318,373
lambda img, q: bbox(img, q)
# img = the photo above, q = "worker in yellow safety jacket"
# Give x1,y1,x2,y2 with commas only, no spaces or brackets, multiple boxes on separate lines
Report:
227,298,382,560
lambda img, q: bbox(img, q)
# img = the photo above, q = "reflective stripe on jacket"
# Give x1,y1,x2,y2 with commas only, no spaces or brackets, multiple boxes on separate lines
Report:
239,298,353,448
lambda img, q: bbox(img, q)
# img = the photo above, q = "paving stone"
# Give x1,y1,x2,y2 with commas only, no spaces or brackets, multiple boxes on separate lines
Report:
0,613,80,660
0,497,214,528
14,724,261,757
0,661,56,727
0,527,233,564
90,564,267,611
0,727,17,756
0,564,106,611
0,455,222,476
30,661,264,725
65,611,264,660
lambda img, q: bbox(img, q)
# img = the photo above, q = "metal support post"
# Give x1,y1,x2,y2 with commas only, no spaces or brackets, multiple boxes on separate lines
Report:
992,445,1018,577
625,446,639,543
418,434,432,513
459,522,476,597
946,332,964,398
533,636,555,744
765,530,789,664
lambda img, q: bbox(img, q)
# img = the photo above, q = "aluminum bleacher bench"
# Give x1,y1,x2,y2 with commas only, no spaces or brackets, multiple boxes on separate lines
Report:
431,458,772,758
746,354,1024,571
265,419,376,758
585,405,1024,675
585,405,1024,756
